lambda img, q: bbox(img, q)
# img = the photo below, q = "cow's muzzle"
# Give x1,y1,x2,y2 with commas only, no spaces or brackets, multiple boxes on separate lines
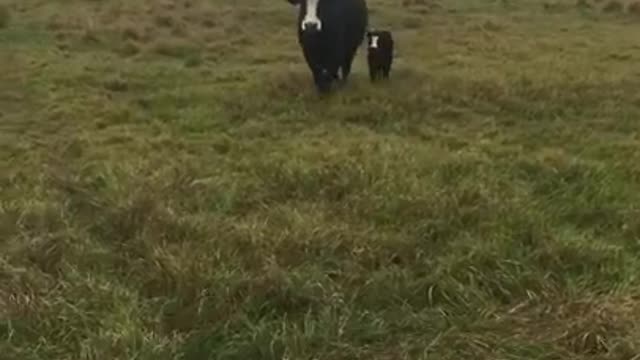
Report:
301,21,321,33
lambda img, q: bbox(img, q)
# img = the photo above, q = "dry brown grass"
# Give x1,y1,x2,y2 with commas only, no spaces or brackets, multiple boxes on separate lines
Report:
543,1,573,12
576,0,593,8
603,0,624,12
628,1,640,14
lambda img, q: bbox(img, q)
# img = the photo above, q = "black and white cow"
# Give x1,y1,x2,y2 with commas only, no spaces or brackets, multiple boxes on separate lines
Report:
286,0,368,93
366,30,394,82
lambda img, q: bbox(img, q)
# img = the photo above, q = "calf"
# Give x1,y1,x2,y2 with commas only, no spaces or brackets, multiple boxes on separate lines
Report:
285,0,369,93
366,30,394,82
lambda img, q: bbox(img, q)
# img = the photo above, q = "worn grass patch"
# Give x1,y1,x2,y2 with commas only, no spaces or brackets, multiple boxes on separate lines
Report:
3,0,640,359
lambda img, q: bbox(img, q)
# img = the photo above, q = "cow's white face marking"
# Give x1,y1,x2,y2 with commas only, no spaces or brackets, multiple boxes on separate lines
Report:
369,35,379,49
302,0,322,31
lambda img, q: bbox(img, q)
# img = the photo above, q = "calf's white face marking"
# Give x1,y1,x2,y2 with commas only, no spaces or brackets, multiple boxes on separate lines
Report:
369,35,379,49
302,0,322,31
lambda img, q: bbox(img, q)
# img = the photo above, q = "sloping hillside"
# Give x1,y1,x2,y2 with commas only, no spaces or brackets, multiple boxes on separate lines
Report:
2,0,640,358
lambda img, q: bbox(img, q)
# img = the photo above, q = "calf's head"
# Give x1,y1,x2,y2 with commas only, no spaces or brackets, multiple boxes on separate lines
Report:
366,31,380,49
287,0,322,33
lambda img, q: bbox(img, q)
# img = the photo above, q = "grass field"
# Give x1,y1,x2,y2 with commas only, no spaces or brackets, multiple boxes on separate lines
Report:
3,0,640,358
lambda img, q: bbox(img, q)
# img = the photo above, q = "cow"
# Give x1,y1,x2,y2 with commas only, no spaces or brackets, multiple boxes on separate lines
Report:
366,30,394,82
285,0,368,93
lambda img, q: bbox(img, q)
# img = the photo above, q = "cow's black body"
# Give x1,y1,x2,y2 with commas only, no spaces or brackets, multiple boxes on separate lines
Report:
367,30,394,82
287,0,368,93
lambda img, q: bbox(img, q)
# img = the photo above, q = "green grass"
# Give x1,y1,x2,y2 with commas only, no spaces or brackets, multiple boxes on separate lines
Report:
3,0,640,358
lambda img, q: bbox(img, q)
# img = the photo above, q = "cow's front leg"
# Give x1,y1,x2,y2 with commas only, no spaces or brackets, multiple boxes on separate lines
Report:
313,68,333,93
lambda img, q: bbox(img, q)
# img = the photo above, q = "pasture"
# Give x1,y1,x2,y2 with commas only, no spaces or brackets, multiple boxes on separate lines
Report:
2,0,640,358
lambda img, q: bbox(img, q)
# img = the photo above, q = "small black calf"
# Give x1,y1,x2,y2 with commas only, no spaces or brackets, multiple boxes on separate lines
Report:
366,30,393,81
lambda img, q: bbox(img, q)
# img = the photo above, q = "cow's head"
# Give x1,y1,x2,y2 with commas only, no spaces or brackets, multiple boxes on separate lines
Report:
287,0,322,33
